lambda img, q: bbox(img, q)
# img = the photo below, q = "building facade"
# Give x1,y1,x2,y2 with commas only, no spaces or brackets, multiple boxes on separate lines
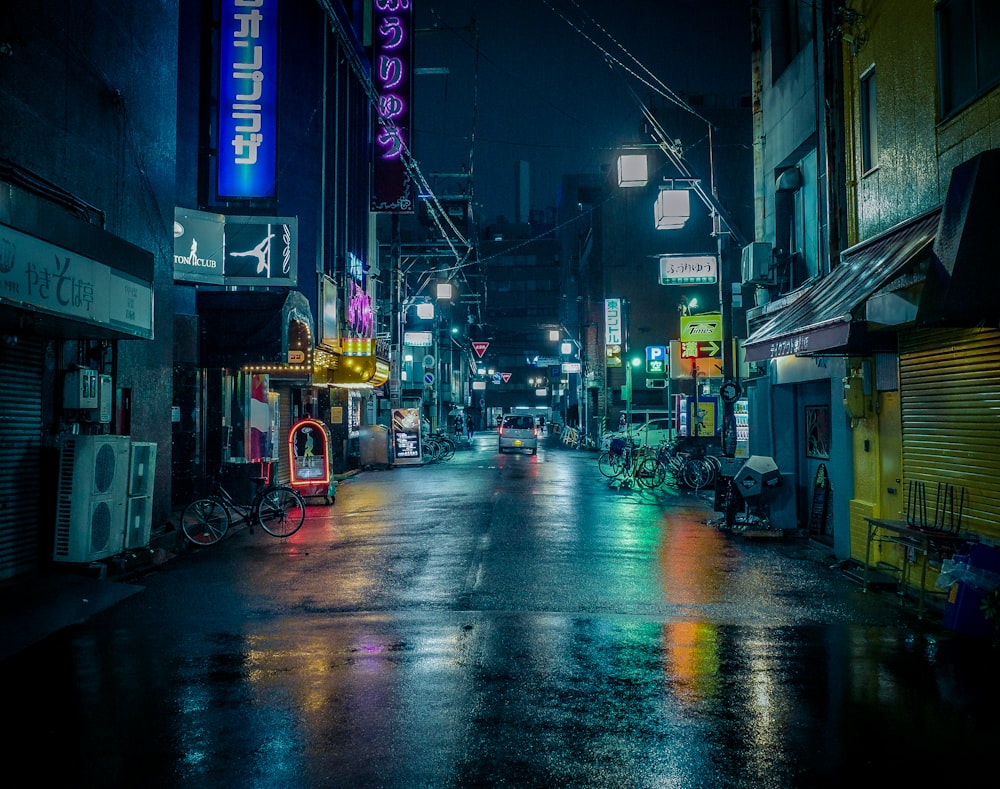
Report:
0,0,397,581
743,0,1000,582
0,1,177,579
173,0,389,501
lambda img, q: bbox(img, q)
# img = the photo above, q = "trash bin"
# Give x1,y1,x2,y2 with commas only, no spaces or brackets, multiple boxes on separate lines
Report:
941,543,1000,638
221,460,271,504
359,424,390,467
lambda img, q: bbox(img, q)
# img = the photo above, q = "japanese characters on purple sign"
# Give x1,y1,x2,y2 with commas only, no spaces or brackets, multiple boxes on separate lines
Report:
371,0,414,212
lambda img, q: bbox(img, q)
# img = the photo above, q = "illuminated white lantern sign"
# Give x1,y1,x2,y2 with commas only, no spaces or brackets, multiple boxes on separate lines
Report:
654,188,691,229
617,154,648,188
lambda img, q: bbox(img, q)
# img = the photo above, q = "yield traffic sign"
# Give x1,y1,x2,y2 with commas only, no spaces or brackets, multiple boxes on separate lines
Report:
472,341,489,358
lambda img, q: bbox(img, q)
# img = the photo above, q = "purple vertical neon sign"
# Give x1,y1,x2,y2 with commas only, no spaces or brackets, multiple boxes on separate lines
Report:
371,0,414,213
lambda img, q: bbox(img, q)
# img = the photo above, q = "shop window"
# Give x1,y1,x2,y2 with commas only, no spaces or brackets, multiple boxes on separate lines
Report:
860,67,878,174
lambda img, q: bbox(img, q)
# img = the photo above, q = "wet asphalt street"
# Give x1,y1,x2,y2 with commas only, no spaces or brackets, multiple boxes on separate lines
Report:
2,431,998,788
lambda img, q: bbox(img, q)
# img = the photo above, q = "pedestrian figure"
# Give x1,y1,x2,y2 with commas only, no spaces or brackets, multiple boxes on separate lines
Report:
466,414,474,440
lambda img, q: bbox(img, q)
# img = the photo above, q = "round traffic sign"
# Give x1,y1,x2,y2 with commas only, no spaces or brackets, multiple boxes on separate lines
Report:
720,379,742,403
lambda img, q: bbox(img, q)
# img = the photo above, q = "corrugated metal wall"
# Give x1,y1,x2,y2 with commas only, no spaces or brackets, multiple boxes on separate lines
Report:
0,338,45,580
273,382,293,485
899,328,1000,540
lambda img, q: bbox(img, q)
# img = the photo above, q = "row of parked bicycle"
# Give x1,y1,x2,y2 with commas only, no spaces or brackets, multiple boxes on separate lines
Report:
420,431,459,462
596,435,722,491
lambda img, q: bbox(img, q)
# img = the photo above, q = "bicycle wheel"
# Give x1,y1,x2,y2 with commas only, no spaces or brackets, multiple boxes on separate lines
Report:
637,456,667,489
423,438,442,462
181,497,230,546
255,485,306,537
682,457,714,490
598,451,620,477
437,437,456,460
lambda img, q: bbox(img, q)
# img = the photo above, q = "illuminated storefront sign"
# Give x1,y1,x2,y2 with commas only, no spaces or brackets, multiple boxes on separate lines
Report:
605,298,623,345
391,408,423,464
646,345,667,374
371,0,414,212
319,274,339,351
217,0,278,199
345,253,373,340
347,280,374,337
288,418,332,497
173,209,297,286
659,254,718,285
404,331,433,346
0,223,153,339
173,208,225,285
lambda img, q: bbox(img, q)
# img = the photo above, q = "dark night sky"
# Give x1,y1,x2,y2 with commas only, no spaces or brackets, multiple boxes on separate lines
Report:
412,0,752,225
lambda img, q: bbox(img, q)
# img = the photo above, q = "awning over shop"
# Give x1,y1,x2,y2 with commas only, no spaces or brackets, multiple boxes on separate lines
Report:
743,208,941,362
313,337,390,388
197,290,314,373
920,148,1000,327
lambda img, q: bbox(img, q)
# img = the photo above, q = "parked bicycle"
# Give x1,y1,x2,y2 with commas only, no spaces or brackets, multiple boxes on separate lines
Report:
421,431,456,462
636,437,720,491
181,469,307,546
598,437,660,488
597,436,635,478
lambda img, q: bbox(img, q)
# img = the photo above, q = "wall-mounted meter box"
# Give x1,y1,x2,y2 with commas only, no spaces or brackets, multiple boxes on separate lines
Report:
89,374,113,423
63,367,99,409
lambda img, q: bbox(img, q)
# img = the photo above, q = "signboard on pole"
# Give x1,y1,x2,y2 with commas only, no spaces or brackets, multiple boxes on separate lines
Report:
659,254,718,285
646,345,667,374
472,341,489,358
680,313,722,343
669,341,723,379
605,298,623,345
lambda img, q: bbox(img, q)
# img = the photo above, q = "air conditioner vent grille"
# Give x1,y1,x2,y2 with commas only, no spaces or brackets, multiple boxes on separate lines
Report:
95,443,117,493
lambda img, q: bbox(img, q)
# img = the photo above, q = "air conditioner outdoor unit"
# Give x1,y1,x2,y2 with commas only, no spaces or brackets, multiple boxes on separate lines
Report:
741,242,774,284
124,495,153,550
128,441,157,497
53,435,129,563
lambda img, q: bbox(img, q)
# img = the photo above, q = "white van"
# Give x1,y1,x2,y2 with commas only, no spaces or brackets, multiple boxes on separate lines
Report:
602,410,675,449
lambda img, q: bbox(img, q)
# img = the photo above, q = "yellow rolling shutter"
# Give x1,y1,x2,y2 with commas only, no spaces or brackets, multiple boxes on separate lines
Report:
899,328,1000,540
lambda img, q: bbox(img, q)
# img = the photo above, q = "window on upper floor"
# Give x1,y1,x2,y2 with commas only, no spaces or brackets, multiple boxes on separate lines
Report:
860,67,878,174
770,0,814,80
937,0,1000,118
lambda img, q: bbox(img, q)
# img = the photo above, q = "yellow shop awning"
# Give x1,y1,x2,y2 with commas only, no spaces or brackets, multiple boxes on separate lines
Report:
315,338,390,388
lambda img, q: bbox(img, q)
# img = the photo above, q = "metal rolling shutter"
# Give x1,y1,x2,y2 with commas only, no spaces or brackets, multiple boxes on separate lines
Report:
0,338,45,580
272,382,292,485
899,328,1000,539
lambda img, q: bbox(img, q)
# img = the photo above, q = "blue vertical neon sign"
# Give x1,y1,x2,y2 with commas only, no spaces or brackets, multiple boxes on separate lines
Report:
217,0,278,199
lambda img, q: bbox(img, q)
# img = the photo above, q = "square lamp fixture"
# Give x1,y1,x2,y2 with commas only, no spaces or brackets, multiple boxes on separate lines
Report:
654,188,691,230
560,341,573,355
617,154,648,188
548,328,561,342
436,282,455,301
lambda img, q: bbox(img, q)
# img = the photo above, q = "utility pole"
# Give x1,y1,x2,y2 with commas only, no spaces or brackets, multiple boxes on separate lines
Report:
390,214,403,411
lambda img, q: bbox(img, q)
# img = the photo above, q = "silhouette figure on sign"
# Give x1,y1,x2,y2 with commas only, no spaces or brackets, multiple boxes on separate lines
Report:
229,231,275,277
